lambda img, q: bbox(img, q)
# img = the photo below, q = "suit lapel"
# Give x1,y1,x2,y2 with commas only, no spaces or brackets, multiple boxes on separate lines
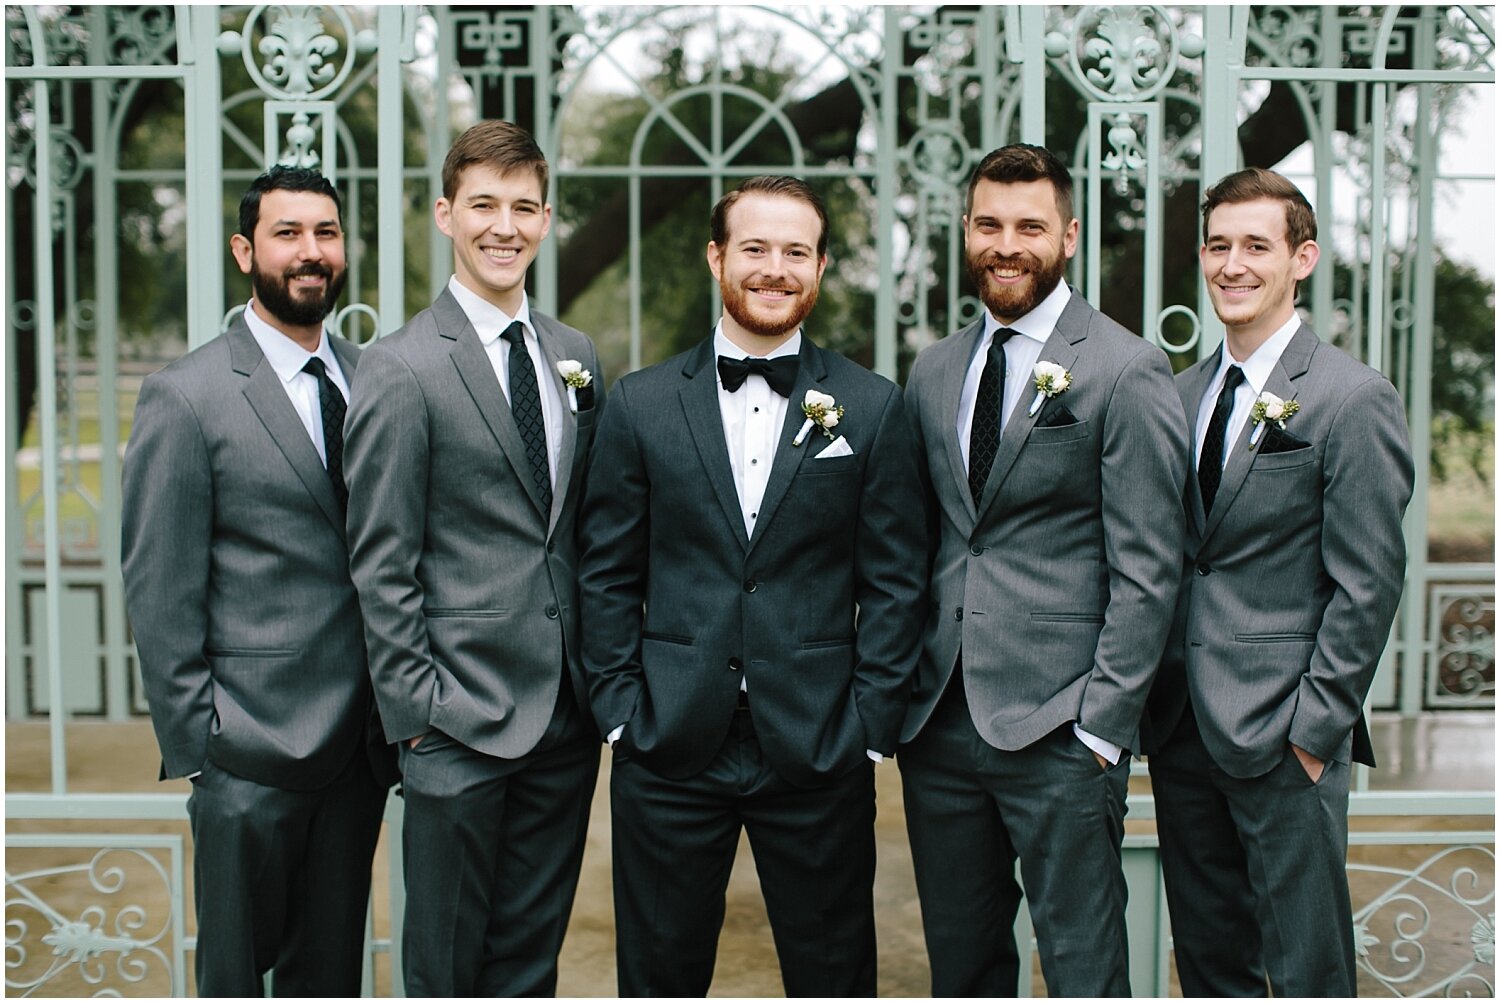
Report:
1201,324,1317,544
679,339,750,549
975,292,1086,521
230,320,345,537
1178,352,1218,535
532,315,576,533
438,291,550,521
747,338,827,555
941,319,985,525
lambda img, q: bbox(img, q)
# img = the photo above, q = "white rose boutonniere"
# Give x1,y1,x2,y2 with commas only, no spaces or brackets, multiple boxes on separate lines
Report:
792,389,845,447
1248,391,1299,448
1027,360,1073,417
556,359,593,413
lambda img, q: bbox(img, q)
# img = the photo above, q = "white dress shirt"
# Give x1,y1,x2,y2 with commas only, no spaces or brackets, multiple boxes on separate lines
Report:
713,324,799,540
242,300,349,468
955,277,1071,468
950,281,1122,766
447,276,564,487
1195,312,1302,469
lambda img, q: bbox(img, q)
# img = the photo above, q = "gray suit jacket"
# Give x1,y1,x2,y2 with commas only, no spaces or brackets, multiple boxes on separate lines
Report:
122,318,384,789
344,289,601,758
578,336,928,787
1143,324,1414,778
901,288,1190,753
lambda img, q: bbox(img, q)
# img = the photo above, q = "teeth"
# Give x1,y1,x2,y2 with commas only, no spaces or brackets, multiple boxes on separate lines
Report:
993,268,1023,278
483,248,518,260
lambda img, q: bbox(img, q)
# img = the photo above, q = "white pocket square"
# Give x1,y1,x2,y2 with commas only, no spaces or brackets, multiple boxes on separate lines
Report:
814,435,854,459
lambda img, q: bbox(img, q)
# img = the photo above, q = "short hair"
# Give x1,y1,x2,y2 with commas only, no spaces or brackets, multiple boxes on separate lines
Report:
1201,167,1318,248
710,175,830,259
966,144,1074,222
442,120,549,202
238,166,342,237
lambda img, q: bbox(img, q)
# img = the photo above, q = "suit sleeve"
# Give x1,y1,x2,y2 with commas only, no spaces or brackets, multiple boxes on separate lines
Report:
1289,377,1413,760
344,344,436,743
577,379,649,736
851,386,929,754
121,374,215,778
1081,346,1191,748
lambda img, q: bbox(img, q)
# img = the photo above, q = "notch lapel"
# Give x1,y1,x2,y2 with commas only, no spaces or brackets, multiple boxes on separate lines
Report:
747,338,827,555
230,321,345,537
975,297,1086,521
679,339,750,549
940,319,985,527
437,292,551,521
1177,352,1219,535
533,317,576,534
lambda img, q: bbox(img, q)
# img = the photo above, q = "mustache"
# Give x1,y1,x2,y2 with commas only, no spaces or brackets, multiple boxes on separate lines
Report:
286,263,333,281
976,252,1041,272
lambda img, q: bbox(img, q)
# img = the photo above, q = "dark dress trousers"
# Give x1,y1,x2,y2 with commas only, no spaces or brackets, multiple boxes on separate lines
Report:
121,317,395,997
579,335,927,996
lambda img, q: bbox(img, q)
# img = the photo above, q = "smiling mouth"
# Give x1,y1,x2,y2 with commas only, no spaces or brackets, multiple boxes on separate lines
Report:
482,247,521,263
1217,284,1259,295
750,286,796,300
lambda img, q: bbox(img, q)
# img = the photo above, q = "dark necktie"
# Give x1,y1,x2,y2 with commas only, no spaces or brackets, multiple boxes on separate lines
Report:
301,357,348,511
501,321,552,516
717,354,799,397
1198,365,1246,511
967,328,1017,505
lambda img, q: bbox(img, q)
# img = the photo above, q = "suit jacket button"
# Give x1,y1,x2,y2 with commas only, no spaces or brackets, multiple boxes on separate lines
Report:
970,544,984,556
545,604,559,619
728,657,743,672
1196,564,1212,576
744,579,757,593
954,607,964,621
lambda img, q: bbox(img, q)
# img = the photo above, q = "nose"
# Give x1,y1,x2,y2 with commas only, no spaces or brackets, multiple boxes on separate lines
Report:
1222,246,1248,275
488,207,518,237
992,227,1023,258
295,230,323,261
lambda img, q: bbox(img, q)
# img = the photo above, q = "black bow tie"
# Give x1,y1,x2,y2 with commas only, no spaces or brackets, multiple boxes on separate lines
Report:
717,354,799,397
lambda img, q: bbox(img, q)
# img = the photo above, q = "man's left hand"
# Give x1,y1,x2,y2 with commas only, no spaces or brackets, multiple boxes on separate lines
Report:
1291,743,1324,782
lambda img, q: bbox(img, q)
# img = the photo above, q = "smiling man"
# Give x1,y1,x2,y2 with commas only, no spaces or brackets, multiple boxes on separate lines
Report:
1142,167,1414,996
122,166,395,996
343,120,603,996
898,144,1189,996
578,175,927,995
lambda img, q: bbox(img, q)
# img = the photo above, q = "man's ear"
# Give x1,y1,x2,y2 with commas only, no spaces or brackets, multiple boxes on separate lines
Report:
230,233,254,276
706,241,724,282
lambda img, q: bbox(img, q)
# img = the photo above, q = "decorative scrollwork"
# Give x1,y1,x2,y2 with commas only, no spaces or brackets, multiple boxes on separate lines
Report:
5,848,176,996
905,125,969,188
1352,845,1496,997
457,11,525,69
222,5,361,102
1050,6,1183,104
1254,6,1323,68
18,130,88,192
1431,589,1496,705
106,6,175,66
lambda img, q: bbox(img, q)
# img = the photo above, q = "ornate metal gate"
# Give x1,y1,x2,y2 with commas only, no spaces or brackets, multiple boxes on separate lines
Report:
6,5,1494,995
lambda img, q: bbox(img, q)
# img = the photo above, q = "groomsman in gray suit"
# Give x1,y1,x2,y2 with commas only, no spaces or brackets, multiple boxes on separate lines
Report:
122,166,395,996
899,144,1189,996
344,121,602,996
1143,167,1414,996
579,176,927,995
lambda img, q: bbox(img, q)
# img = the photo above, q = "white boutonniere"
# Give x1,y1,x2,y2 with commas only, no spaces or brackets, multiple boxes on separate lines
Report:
1248,391,1299,448
792,389,844,447
556,359,592,413
1027,360,1073,417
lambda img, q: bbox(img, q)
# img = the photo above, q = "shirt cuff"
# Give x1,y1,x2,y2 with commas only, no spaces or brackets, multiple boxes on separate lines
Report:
607,724,624,747
1073,724,1122,766
866,749,884,763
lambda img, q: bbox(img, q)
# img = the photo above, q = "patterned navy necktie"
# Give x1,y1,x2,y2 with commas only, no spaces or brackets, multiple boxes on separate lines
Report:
501,321,552,516
301,356,347,511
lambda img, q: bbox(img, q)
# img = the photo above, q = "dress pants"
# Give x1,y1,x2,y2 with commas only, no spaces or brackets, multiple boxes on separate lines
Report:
1149,702,1357,997
186,746,387,997
610,705,878,997
397,685,597,997
899,676,1132,997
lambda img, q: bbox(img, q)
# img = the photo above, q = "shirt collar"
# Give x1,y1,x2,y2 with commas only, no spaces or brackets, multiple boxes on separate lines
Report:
242,299,335,384
982,278,1072,348
1215,311,1302,393
712,322,802,361
448,275,534,345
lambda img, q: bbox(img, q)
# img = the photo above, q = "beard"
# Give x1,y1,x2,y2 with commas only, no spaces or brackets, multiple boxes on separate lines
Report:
719,275,820,340
966,245,1067,322
251,258,347,328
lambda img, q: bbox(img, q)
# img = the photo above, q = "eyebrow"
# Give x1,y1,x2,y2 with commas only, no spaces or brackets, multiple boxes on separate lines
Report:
463,194,541,208
1207,232,1278,244
736,237,814,252
271,218,340,229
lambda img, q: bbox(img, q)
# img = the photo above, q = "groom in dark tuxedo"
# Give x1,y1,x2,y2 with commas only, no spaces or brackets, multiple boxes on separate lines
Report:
578,175,927,995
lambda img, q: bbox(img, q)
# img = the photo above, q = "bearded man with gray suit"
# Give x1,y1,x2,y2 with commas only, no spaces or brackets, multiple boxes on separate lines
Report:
579,175,927,996
122,166,395,996
344,121,602,997
1142,168,1414,997
899,144,1190,997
